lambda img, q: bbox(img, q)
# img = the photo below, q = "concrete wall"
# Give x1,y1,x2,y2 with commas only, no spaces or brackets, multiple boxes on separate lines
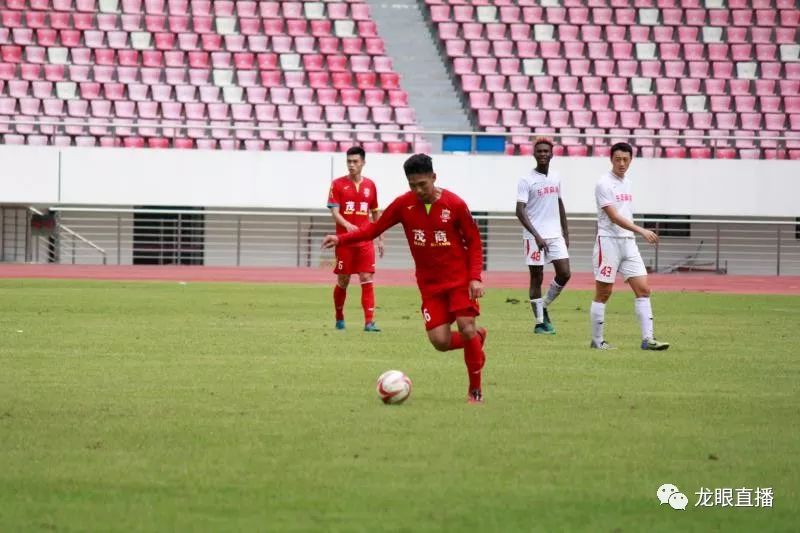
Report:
1,145,799,217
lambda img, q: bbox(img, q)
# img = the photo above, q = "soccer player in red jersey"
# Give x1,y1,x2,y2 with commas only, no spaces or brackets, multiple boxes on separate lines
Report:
327,146,384,332
323,154,488,404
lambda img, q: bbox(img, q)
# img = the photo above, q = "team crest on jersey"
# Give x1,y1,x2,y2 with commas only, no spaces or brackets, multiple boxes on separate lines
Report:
440,209,451,223
363,187,370,197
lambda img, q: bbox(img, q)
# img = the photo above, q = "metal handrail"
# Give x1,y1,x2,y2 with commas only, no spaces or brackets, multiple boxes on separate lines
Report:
48,206,799,226
28,206,108,264
39,207,800,275
0,117,795,144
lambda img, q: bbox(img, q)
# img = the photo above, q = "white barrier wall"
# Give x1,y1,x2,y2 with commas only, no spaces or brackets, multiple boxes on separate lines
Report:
1,145,799,217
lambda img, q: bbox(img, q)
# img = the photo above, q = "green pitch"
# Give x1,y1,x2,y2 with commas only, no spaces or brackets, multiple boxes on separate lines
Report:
1,280,798,532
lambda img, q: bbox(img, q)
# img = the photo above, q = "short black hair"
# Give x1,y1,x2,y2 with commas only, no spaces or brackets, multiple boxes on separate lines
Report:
610,142,633,157
403,153,433,176
346,146,365,159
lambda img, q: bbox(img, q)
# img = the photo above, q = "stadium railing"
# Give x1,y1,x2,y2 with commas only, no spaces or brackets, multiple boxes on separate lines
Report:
26,206,108,265
24,206,800,276
1,117,797,157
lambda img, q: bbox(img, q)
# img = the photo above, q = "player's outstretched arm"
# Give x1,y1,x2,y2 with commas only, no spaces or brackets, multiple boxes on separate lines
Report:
337,197,402,247
602,206,658,244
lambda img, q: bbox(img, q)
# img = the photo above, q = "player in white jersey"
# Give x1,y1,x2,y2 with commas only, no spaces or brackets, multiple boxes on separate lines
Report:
589,142,670,351
515,138,571,334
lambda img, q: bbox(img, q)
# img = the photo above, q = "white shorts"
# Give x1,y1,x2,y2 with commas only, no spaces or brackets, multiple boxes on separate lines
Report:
593,236,648,282
524,236,569,266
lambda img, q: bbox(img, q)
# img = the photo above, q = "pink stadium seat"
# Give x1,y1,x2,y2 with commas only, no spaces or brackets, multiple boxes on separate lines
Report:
493,41,515,59
712,62,734,79
592,7,612,25
525,109,547,127
559,76,579,93
588,94,610,112
764,113,786,130
620,111,642,128
500,7,521,24
680,79,701,95
751,27,773,44
572,110,593,128
472,74,496,93
688,61,709,78
469,91,492,109
596,110,618,128
17,0,792,155
605,26,626,43
761,63,782,80
691,112,713,129
507,76,528,93
569,7,590,25
486,24,507,41
507,24,529,42
664,147,686,158
582,77,603,93
523,7,544,24
308,72,330,89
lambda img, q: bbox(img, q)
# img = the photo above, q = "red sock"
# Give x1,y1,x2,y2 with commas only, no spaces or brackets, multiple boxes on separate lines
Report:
361,281,375,324
333,285,346,321
464,335,485,391
448,331,464,350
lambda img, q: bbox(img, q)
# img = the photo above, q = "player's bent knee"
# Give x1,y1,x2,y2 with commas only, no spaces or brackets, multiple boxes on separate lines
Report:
428,334,450,351
431,340,450,352
456,322,478,338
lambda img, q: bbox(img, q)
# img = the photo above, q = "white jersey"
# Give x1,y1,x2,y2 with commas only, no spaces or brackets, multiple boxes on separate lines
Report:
516,169,563,239
595,171,635,238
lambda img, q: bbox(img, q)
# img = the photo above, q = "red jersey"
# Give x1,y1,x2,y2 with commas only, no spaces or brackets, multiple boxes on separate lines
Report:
338,189,483,297
327,176,379,248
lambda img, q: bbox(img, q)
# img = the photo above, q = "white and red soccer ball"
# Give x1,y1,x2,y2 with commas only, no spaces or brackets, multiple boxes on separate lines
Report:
376,370,412,404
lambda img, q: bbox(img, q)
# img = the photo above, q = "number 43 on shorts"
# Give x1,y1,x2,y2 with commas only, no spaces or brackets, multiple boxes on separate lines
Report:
599,265,613,277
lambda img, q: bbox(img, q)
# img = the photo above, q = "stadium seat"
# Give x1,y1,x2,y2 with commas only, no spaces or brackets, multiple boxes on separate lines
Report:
0,0,416,152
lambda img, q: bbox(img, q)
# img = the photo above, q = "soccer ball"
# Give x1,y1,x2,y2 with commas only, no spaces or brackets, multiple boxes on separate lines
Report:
376,370,412,404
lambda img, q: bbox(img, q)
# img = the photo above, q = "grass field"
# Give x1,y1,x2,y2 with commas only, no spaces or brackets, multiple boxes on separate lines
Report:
1,279,798,532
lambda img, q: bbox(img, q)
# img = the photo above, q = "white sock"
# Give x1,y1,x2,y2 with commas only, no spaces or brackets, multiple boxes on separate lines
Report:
543,280,564,307
531,298,544,324
590,301,606,345
635,297,654,340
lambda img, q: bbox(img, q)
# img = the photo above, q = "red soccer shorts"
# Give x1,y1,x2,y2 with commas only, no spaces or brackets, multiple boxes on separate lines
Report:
333,244,375,275
420,285,480,330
